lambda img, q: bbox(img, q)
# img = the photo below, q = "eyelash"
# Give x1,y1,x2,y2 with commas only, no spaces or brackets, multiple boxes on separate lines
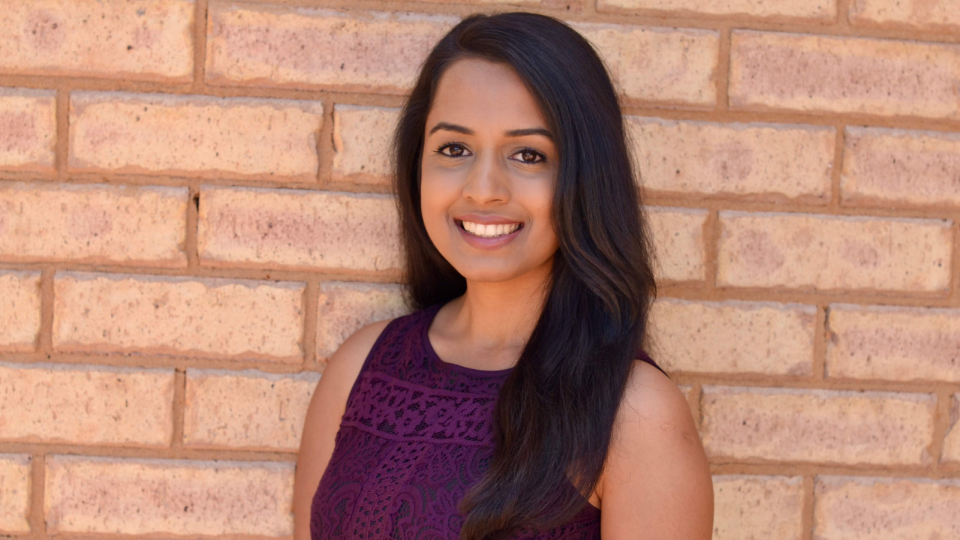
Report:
434,143,547,164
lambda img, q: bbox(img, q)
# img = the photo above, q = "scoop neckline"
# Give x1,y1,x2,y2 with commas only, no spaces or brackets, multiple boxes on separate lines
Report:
421,303,515,377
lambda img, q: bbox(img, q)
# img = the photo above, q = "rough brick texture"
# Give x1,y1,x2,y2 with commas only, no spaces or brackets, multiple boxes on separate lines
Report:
0,88,56,171
849,0,960,31
645,207,707,282
53,272,305,362
0,363,174,446
599,0,835,20
815,476,960,539
44,455,294,536
649,298,815,375
842,127,960,208
717,211,952,292
729,31,960,119
1,0,959,530
712,475,804,540
206,5,457,93
0,454,31,534
332,104,400,187
0,182,187,266
0,0,193,81
183,369,319,451
316,281,408,361
69,92,323,180
827,304,960,382
572,23,719,106
198,186,402,272
0,271,41,352
700,386,936,465
629,117,834,202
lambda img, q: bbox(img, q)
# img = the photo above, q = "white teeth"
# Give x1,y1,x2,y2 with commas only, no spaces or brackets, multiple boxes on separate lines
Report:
461,220,521,238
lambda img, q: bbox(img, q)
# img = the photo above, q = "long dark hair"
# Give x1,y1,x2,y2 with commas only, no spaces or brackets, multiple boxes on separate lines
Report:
392,12,661,539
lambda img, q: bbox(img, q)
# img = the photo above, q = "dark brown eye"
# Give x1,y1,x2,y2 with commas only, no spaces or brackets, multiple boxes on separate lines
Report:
516,149,544,163
440,144,467,157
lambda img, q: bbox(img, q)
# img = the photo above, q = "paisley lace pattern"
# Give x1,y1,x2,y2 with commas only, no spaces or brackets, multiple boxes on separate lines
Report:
310,303,605,539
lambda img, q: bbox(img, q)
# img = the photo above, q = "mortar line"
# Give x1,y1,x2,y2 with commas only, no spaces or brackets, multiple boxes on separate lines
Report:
302,280,320,371
814,304,828,381
37,268,55,355
193,0,210,91
54,88,69,182
716,27,731,112
186,183,200,270
171,368,187,454
802,475,815,540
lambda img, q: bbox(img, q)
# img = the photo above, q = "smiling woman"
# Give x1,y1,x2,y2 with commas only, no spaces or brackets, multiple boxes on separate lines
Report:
295,11,712,540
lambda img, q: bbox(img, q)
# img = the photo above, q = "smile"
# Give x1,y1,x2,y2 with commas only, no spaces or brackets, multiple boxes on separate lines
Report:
459,220,523,238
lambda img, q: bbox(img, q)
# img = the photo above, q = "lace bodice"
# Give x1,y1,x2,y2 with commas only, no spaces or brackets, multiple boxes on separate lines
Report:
310,303,628,539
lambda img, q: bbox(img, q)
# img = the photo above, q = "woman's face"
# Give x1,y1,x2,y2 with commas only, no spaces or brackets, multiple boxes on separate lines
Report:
420,57,559,284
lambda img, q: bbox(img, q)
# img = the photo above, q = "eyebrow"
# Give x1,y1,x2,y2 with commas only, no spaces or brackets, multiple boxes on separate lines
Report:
428,122,554,141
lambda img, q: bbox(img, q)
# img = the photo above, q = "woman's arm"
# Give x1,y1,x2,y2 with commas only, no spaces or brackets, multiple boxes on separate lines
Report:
292,318,394,540
598,361,714,539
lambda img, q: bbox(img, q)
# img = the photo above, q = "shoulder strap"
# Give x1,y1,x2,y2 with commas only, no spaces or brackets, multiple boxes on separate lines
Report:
636,348,669,378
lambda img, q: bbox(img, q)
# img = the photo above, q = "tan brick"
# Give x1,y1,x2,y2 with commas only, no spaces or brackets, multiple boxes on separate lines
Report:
713,475,803,540
316,281,409,360
0,182,187,267
815,476,960,539
53,272,304,362
729,31,960,119
184,369,319,451
572,23,718,107
701,386,935,465
206,5,456,93
0,88,56,171
827,304,960,382
600,0,834,20
45,455,293,536
943,395,960,462
332,104,400,187
0,363,173,446
0,271,41,352
649,298,815,375
0,454,31,534
69,92,323,180
198,186,401,272
630,118,834,202
850,0,960,32
646,207,707,282
842,127,960,208
717,211,952,292
0,0,193,81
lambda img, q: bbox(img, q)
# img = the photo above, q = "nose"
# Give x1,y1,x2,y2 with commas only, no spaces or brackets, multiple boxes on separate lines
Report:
461,152,510,204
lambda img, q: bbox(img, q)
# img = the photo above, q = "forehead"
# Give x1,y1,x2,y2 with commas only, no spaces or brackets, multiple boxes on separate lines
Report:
427,57,548,131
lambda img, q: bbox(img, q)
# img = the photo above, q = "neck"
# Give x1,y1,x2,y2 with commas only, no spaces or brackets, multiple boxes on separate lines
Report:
445,259,552,360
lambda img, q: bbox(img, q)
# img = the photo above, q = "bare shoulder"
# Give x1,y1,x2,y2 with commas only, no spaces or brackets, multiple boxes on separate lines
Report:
303,316,395,435
292,316,396,540
597,360,714,539
325,318,394,383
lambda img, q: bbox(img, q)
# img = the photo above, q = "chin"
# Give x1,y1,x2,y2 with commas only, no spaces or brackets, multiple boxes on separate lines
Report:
451,261,522,283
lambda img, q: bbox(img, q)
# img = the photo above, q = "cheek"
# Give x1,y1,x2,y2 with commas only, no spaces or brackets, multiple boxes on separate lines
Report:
418,168,457,233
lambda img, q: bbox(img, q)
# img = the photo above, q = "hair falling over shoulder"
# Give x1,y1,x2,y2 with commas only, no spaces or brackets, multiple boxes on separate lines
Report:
392,12,662,539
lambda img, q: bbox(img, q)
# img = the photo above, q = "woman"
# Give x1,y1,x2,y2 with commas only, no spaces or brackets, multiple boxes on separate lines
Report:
295,12,712,540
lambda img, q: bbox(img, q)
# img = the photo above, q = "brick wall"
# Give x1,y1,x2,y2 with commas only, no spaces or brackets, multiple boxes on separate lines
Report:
1,0,958,538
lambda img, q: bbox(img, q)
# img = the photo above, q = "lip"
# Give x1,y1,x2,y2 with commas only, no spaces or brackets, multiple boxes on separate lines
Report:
453,215,524,250
454,213,523,225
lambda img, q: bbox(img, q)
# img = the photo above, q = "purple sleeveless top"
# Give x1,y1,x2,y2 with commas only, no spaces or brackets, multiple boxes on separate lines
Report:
311,302,664,539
